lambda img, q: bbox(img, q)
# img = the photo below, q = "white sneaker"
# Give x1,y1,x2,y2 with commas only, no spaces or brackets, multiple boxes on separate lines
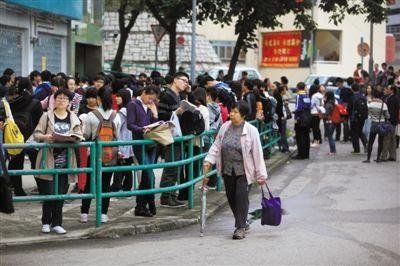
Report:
41,224,50,233
80,213,88,223
101,214,109,223
51,226,67,234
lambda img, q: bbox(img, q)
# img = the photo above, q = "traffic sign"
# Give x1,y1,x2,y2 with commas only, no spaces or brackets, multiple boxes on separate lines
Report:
151,24,166,45
177,36,185,45
357,42,370,57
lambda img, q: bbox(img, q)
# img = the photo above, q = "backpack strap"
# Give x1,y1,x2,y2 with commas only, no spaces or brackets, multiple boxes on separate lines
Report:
92,109,104,140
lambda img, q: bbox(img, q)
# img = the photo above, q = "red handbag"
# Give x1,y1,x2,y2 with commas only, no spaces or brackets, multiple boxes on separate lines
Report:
337,103,348,116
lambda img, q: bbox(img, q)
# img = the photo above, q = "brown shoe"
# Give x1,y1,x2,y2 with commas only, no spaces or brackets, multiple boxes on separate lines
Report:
232,228,245,240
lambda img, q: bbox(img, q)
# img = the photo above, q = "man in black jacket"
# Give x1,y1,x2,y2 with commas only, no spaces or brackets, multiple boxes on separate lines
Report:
157,72,188,208
347,83,368,154
380,85,399,161
241,79,256,121
7,78,43,196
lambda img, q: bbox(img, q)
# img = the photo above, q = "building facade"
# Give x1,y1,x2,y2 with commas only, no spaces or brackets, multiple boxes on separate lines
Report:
0,0,82,76
197,6,387,86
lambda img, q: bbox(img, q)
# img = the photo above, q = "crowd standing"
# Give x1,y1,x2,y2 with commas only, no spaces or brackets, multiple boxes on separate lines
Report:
0,62,399,238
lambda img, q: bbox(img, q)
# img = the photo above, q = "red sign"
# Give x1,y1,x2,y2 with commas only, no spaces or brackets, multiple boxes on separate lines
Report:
386,34,396,63
177,36,185,45
261,31,302,68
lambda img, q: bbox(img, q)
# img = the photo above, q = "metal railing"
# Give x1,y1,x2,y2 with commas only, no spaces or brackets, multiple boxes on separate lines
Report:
4,121,280,228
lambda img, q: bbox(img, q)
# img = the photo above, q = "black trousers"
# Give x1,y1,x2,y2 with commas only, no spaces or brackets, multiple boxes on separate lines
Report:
36,175,69,226
159,144,182,199
8,148,38,195
335,117,350,141
81,156,113,214
111,157,134,192
295,123,310,159
180,146,202,200
223,173,251,229
134,145,157,208
350,119,368,152
311,115,322,143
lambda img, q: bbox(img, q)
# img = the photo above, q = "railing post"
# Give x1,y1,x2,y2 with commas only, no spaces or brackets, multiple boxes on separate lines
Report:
95,141,102,228
188,137,194,209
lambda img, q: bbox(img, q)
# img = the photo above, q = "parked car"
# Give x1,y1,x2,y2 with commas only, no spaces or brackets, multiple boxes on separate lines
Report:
289,74,347,102
207,66,262,81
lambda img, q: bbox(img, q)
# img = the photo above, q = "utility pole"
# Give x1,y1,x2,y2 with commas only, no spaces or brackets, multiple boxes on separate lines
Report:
190,0,196,82
368,22,374,75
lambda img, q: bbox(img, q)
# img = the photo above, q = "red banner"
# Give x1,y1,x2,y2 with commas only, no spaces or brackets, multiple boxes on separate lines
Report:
261,31,302,68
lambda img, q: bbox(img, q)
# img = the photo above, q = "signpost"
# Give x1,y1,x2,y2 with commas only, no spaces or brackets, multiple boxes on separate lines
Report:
177,36,185,68
358,38,370,68
151,24,166,71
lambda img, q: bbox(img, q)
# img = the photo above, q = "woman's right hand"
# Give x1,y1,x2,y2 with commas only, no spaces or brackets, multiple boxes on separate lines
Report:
43,134,54,143
202,162,211,189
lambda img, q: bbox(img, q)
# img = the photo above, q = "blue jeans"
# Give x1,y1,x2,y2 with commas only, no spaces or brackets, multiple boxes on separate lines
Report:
326,123,336,153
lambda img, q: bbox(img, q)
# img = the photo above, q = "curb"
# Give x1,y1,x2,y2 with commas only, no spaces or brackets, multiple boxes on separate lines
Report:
0,149,295,248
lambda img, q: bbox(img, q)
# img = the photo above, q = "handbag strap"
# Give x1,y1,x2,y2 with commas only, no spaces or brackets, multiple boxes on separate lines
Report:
2,99,13,121
261,183,273,199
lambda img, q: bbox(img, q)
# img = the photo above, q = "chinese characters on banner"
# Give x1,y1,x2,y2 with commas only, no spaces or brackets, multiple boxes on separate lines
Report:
261,31,311,68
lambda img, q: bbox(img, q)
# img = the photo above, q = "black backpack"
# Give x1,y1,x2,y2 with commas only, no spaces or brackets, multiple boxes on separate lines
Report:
352,94,368,121
179,109,205,135
258,95,274,123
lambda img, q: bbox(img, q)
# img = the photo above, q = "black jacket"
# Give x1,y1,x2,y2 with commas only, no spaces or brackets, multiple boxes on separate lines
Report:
385,94,400,125
8,94,43,140
157,88,182,122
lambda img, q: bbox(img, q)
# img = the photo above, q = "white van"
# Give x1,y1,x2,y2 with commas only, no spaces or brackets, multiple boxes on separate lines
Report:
207,66,262,81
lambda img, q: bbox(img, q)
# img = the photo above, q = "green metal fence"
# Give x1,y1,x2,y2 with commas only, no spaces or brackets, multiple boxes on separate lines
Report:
4,121,280,228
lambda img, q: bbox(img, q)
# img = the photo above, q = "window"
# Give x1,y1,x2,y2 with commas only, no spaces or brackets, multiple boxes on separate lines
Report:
210,40,246,63
314,30,341,62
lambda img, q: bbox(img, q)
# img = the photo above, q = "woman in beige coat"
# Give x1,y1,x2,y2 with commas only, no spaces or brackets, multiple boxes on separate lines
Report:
34,88,83,234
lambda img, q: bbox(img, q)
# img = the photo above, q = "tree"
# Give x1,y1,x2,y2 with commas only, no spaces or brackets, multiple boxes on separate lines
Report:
106,0,145,72
198,0,387,81
145,0,192,75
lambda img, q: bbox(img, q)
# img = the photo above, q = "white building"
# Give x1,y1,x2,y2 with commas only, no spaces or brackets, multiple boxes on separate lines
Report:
197,6,386,86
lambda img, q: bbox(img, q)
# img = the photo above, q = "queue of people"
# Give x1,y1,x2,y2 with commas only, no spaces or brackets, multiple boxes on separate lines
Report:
1,68,289,238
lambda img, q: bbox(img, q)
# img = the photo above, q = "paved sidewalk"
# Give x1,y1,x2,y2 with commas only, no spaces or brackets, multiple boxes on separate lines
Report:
0,149,294,247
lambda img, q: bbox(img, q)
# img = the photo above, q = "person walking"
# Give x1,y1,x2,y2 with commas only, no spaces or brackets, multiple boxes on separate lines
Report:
202,101,267,240
347,83,368,154
323,91,337,155
33,88,83,234
293,82,311,159
310,84,326,147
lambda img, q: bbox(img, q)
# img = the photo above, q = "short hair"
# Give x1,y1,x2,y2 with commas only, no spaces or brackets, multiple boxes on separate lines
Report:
29,70,41,81
335,77,343,84
93,74,106,82
280,76,289,84
139,72,147,79
54,88,73,101
51,77,65,89
97,87,113,111
16,77,32,95
142,84,159,95
150,70,161,79
346,77,354,86
203,74,215,83
111,79,124,94
205,86,218,101
164,74,173,85
85,87,98,99
243,79,254,90
381,62,387,68
192,87,207,106
56,72,67,80
351,83,360,92
173,71,189,80
116,88,132,107
296,82,306,90
0,75,11,86
41,70,52,82
3,68,14,76
80,76,90,83
231,100,249,118
357,63,362,67
242,71,248,76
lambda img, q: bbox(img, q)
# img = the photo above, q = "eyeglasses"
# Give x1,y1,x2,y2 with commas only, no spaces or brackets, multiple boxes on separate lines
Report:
56,97,69,101
177,78,189,84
